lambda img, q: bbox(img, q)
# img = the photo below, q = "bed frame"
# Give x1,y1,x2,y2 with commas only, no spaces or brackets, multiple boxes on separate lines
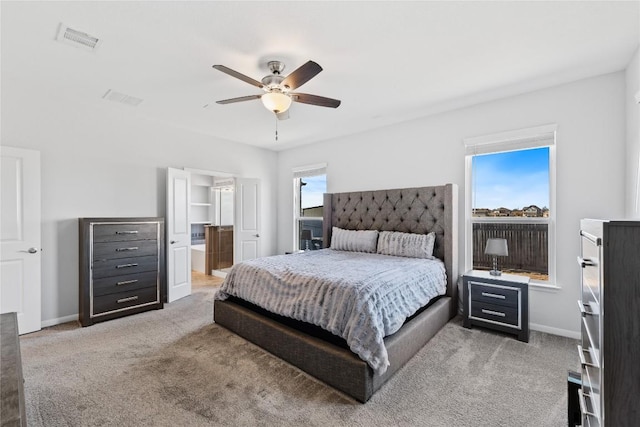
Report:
214,184,458,402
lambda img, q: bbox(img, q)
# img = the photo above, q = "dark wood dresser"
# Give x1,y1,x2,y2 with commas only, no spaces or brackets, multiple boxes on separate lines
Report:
578,219,640,426
1,313,26,427
79,217,165,327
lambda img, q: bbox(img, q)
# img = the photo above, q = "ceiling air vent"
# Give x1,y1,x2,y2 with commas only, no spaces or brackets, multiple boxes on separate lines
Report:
102,90,143,107
56,23,101,51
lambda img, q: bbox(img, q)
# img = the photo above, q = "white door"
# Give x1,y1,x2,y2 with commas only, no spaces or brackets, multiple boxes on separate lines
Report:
234,178,261,262
0,146,41,334
166,167,191,302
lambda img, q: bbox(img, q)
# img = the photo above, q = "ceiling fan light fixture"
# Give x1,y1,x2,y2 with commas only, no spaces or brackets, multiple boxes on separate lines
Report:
261,91,292,114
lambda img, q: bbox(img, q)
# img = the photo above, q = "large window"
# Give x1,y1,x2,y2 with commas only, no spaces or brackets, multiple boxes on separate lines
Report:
293,164,327,251
465,125,556,284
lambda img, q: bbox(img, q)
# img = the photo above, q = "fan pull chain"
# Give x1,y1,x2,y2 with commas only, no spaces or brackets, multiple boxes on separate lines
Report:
275,115,278,142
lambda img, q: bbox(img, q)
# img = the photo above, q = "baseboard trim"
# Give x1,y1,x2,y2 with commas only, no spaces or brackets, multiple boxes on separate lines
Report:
41,314,78,328
530,322,580,340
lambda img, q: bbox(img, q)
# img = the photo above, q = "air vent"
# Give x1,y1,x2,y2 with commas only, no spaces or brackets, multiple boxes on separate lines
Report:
102,90,143,107
56,23,100,50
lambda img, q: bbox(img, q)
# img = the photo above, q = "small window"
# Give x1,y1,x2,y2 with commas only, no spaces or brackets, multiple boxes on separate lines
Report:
293,164,327,251
465,125,556,284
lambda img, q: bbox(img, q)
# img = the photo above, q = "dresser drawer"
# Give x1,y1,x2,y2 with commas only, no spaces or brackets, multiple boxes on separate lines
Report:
93,239,158,261
469,281,519,308
92,255,158,279
470,301,519,327
93,271,158,297
93,286,159,316
93,223,159,243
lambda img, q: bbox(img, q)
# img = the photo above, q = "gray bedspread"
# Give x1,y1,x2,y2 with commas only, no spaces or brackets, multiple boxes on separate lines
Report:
214,249,447,374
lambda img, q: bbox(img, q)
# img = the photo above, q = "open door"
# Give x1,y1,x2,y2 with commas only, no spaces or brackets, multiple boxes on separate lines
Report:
0,146,41,334
166,167,191,302
234,178,261,262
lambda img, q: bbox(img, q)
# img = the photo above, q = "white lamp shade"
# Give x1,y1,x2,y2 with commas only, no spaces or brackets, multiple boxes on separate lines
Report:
261,92,292,113
485,238,508,256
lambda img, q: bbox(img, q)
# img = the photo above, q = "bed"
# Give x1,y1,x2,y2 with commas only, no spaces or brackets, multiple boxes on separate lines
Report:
213,184,458,402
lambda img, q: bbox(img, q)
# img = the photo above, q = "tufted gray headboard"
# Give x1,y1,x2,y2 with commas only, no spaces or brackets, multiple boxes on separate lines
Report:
322,184,458,316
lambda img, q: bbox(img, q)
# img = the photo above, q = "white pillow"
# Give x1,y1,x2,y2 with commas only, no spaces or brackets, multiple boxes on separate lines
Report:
330,227,379,253
377,231,436,259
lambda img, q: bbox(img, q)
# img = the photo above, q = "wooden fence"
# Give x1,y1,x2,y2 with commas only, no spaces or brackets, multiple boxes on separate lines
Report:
473,222,548,274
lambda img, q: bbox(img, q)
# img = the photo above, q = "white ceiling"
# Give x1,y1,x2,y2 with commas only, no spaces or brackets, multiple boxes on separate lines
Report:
2,1,639,151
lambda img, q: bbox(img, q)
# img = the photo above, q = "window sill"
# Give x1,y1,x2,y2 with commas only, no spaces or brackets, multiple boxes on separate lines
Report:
529,281,561,292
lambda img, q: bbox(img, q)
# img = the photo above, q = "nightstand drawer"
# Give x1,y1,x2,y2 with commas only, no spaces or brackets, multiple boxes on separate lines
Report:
470,301,519,327
469,281,519,308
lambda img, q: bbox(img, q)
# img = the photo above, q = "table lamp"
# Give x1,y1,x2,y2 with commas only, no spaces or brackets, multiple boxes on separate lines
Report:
485,238,508,276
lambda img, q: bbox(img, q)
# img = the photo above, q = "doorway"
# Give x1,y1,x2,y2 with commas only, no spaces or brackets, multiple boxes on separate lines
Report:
167,167,261,301
189,172,235,282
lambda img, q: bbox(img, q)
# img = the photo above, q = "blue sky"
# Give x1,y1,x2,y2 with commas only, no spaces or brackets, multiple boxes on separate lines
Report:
300,175,326,209
473,147,549,210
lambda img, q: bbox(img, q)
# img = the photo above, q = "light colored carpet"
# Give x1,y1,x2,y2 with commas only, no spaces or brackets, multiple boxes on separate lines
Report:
20,285,578,426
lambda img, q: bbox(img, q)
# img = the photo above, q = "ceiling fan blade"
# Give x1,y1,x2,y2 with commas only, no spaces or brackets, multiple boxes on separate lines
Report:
212,65,264,89
291,93,341,108
276,110,290,120
281,61,322,90
215,94,262,105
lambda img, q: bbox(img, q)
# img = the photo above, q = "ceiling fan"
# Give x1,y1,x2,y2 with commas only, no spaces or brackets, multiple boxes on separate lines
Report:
211,60,341,120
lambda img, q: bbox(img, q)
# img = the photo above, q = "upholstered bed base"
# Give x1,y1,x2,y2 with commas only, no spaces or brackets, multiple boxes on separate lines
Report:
214,296,452,402
213,184,458,402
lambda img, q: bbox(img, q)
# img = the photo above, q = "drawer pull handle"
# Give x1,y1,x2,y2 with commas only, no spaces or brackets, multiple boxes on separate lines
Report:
577,256,595,268
481,309,505,317
577,300,594,316
116,279,139,286
578,390,597,418
116,247,139,252
116,296,139,304
116,263,138,269
577,345,599,368
116,231,139,235
481,292,506,300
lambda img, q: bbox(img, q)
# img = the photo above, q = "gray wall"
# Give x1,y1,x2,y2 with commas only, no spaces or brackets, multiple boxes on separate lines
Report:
277,71,627,337
2,102,278,326
625,47,640,217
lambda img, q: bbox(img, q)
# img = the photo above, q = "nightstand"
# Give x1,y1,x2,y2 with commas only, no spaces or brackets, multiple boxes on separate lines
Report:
462,270,530,342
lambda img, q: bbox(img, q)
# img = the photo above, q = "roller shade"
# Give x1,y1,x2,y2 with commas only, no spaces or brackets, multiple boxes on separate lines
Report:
464,124,556,155
293,163,327,178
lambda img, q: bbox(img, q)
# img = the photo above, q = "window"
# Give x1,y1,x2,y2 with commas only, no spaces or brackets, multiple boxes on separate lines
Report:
293,164,327,251
464,125,556,285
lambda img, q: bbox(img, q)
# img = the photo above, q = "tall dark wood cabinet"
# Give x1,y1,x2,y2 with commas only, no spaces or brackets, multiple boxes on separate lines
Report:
578,219,640,426
79,217,165,327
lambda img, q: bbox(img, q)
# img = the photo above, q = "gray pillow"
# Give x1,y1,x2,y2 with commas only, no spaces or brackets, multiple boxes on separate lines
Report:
330,227,379,253
377,231,435,259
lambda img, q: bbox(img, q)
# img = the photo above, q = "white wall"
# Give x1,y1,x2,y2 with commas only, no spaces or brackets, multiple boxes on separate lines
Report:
625,47,640,217
2,102,278,326
277,72,627,337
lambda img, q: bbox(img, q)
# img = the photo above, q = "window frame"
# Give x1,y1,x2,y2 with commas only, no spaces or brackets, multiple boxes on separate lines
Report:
292,163,327,251
464,125,557,288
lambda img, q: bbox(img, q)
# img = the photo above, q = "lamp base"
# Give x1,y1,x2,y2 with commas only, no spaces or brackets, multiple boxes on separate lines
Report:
489,270,502,276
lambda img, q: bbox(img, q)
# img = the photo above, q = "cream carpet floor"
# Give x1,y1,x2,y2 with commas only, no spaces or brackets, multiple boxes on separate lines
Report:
20,284,578,426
